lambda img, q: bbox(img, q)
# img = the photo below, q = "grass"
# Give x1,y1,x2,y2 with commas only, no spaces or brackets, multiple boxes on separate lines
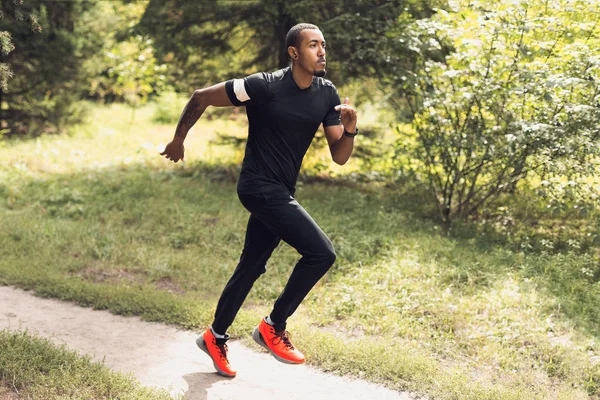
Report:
0,330,174,399
0,101,599,399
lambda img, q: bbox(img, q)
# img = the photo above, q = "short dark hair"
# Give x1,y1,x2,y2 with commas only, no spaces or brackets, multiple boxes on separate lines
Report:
285,23,319,49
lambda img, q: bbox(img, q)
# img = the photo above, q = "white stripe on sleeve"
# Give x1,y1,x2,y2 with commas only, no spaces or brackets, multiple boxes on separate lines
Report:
233,79,250,102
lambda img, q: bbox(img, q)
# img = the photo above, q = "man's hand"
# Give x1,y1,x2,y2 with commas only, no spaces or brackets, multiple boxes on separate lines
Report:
334,97,357,134
160,137,185,163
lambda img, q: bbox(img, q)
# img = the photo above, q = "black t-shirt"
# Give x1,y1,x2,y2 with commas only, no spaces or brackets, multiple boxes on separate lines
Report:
225,67,341,195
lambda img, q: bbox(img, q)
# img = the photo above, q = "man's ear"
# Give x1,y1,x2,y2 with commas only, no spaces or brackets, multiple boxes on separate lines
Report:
288,46,298,60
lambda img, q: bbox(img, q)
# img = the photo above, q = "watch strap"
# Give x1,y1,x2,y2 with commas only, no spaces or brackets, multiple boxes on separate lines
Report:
343,127,358,138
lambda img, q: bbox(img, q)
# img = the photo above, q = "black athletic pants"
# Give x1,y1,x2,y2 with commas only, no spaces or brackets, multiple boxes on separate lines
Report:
211,186,336,334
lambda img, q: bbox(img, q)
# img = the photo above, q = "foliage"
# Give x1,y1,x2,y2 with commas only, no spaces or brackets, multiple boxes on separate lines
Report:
94,36,167,107
0,0,41,93
0,0,42,138
85,2,167,107
138,0,444,90
0,0,100,136
152,90,186,124
398,0,600,222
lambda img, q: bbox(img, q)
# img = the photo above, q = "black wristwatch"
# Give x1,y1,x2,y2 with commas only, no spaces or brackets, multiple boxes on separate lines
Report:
343,127,359,138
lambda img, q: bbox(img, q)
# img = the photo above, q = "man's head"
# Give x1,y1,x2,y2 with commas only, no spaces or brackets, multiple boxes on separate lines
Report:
286,23,327,78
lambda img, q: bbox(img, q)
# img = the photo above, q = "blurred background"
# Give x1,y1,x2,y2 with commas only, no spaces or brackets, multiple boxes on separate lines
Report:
2,0,600,226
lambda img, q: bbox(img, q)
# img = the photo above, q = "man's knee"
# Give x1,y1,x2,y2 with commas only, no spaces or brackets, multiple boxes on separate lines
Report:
323,246,336,267
312,241,336,269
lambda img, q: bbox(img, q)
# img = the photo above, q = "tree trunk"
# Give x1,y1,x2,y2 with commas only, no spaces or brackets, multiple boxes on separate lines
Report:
276,1,294,69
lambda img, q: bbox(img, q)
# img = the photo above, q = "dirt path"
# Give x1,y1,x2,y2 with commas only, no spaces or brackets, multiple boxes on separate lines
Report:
0,286,417,400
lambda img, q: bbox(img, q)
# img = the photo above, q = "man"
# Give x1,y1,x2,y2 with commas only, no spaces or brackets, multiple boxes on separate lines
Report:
160,23,358,378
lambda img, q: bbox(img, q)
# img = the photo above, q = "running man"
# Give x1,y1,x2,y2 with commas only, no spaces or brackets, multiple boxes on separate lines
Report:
160,23,358,377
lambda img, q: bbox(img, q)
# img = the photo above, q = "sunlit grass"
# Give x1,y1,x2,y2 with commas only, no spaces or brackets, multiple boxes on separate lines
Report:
0,330,174,399
1,102,598,399
0,103,245,176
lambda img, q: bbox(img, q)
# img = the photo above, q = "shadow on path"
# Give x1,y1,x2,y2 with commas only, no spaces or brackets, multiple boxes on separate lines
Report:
182,372,226,400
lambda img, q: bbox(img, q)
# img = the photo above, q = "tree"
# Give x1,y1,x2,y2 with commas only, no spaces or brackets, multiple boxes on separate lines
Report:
0,0,41,135
399,0,600,222
0,0,99,136
137,0,443,91
84,1,167,110
0,0,42,89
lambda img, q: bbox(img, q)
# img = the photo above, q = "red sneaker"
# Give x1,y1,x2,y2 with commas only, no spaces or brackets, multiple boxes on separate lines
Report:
196,328,236,377
252,319,305,364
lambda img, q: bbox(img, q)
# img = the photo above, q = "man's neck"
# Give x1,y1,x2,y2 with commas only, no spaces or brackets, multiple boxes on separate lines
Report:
290,64,313,89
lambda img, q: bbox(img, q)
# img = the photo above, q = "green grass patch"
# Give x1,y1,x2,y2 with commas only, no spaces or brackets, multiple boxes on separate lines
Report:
0,102,599,399
0,330,173,399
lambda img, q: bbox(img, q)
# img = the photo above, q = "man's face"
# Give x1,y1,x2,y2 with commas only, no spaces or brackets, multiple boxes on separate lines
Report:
295,29,327,77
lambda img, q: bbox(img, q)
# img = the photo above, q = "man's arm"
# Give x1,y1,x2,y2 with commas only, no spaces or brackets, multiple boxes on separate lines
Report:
324,125,354,165
324,97,358,165
160,82,232,163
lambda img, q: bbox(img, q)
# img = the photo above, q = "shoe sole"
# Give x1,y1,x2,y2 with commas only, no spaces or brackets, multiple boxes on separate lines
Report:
251,326,304,365
195,336,236,378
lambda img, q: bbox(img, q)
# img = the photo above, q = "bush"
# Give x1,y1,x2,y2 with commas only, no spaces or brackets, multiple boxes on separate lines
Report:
151,91,185,124
398,0,600,223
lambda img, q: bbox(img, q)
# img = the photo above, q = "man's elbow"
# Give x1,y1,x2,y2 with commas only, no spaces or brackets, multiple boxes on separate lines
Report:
192,89,209,108
332,155,349,165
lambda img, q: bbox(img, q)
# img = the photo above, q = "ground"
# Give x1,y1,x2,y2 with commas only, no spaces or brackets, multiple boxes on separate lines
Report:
0,285,418,400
